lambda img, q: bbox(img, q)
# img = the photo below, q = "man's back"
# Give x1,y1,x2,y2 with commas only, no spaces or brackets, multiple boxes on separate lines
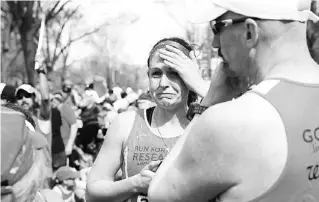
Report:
149,78,319,202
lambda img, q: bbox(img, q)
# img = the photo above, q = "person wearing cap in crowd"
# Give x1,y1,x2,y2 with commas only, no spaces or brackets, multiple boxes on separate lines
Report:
52,92,79,158
62,80,79,108
76,90,101,158
1,104,63,202
86,37,209,202
52,166,83,202
16,67,51,145
0,83,17,104
148,0,319,201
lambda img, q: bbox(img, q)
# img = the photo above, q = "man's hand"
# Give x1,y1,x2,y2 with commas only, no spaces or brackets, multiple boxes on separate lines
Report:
201,62,250,107
132,160,162,194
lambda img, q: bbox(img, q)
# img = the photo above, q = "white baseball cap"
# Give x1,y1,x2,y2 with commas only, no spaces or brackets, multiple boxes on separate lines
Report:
185,0,319,23
16,84,36,95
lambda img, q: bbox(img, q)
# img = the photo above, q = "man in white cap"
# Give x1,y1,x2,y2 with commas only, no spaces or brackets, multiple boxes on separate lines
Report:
148,0,319,201
15,66,51,150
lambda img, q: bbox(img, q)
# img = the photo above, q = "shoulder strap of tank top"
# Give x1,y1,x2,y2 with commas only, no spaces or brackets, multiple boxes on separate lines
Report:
122,108,149,150
146,107,155,125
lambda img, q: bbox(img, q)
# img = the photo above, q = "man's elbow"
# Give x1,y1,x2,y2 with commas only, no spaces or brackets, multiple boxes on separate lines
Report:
148,183,163,202
86,181,100,202
148,180,172,202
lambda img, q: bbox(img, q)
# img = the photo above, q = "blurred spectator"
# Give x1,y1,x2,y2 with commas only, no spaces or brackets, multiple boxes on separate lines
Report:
0,83,16,104
15,68,52,178
76,94,101,157
85,83,100,103
136,92,156,109
1,105,63,202
51,106,66,171
104,89,117,105
113,91,129,112
112,85,123,100
52,92,78,157
61,80,76,107
52,166,83,202
16,83,51,144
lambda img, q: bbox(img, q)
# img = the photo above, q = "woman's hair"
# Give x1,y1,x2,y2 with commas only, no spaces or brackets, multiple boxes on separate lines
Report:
147,37,198,106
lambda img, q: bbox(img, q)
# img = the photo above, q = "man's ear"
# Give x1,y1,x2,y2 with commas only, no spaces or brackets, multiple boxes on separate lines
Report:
244,19,259,48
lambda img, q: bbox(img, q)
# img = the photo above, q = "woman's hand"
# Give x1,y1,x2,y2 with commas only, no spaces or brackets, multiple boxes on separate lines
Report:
159,45,209,97
132,160,162,194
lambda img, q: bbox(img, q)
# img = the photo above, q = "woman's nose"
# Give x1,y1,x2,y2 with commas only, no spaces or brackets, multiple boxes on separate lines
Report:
159,74,170,87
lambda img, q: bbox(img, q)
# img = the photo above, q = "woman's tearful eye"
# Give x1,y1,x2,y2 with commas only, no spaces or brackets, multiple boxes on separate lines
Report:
167,70,179,78
150,69,163,78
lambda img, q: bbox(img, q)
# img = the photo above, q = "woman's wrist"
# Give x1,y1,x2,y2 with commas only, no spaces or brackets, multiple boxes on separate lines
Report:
130,175,141,194
193,80,210,98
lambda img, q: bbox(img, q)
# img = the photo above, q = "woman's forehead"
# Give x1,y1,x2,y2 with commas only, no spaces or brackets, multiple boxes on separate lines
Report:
149,51,165,68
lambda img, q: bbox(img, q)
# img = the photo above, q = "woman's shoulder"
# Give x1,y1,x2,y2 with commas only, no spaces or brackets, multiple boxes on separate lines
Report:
113,109,139,123
108,110,140,139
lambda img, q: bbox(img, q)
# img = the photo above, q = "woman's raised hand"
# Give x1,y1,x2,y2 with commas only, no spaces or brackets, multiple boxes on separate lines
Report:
159,45,209,97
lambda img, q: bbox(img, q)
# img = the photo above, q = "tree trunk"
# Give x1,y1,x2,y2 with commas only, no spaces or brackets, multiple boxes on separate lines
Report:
20,28,37,86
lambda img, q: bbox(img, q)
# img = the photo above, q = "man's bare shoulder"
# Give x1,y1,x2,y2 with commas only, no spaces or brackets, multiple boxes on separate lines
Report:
191,91,287,164
183,92,287,200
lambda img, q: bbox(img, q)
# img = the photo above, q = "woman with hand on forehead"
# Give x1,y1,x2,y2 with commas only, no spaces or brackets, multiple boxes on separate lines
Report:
86,37,209,202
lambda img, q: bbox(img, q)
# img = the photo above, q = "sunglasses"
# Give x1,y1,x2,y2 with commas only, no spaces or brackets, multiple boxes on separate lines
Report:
16,92,33,100
211,17,261,35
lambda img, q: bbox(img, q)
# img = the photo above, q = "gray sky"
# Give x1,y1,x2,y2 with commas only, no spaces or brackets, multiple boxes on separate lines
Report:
68,0,192,66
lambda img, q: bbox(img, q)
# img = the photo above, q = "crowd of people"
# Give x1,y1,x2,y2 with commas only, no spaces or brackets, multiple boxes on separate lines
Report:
1,0,319,201
1,70,157,202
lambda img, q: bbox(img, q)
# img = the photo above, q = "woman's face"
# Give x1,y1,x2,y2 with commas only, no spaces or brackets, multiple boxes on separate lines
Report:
148,51,189,109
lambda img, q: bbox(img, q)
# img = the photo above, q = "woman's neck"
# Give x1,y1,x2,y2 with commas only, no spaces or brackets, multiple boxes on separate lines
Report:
152,104,189,137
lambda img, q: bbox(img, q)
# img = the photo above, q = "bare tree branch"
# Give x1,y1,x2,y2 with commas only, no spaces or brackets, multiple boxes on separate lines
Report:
45,1,61,23
7,1,22,28
53,26,104,65
53,6,80,58
48,0,72,21
7,48,22,68
45,26,51,63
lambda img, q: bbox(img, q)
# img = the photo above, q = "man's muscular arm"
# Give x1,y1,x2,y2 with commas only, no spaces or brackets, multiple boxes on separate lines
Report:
148,104,240,202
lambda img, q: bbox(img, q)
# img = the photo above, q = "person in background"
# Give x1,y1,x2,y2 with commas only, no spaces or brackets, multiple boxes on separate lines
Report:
52,166,83,202
15,66,51,145
76,93,101,158
0,83,16,104
51,92,78,157
105,89,117,105
85,83,100,103
113,91,130,112
51,105,66,171
1,104,63,202
61,80,78,108
86,37,209,202
15,65,53,183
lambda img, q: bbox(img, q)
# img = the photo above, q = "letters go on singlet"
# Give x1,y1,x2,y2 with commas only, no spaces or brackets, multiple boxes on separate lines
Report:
303,128,319,143
307,164,319,181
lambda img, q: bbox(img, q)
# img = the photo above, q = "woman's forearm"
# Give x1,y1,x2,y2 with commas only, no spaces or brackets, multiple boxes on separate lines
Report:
86,175,139,202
